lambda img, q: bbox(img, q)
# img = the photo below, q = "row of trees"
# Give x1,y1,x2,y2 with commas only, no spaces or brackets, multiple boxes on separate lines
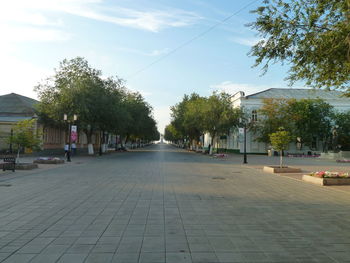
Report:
35,57,159,154
165,94,350,155
164,92,241,154
252,98,350,152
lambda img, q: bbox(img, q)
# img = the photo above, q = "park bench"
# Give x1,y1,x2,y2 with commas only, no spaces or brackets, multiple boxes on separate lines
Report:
2,157,16,172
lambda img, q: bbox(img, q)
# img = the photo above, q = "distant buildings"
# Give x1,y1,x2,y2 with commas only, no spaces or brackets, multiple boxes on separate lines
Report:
0,93,40,151
204,88,350,154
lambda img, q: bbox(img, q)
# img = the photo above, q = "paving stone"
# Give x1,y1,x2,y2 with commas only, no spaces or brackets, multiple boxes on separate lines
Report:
56,253,88,263
166,252,192,263
139,252,165,263
111,252,139,263
84,253,113,263
191,252,219,263
30,253,62,263
2,144,350,262
2,253,36,263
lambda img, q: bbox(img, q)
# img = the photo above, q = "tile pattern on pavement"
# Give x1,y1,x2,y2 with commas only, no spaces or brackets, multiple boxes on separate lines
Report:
0,144,350,262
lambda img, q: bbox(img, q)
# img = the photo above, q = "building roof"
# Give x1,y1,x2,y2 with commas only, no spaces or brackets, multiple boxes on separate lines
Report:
0,93,38,117
0,116,33,123
246,88,348,100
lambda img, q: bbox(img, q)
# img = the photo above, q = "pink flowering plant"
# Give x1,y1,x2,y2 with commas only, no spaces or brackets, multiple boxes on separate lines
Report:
310,171,350,178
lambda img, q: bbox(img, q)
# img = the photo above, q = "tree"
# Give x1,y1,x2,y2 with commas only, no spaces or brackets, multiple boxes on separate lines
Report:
249,0,350,91
252,98,334,151
35,57,159,154
164,123,182,143
203,92,241,154
182,94,207,149
170,94,190,143
123,91,156,145
35,57,110,155
7,119,41,162
251,98,292,143
288,98,333,150
269,128,293,168
170,93,207,148
334,111,350,150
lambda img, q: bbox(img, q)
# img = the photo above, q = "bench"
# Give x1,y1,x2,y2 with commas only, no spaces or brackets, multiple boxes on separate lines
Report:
2,157,15,172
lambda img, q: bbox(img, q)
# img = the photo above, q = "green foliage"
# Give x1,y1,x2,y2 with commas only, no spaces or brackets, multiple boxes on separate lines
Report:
250,98,292,143
288,98,333,148
35,57,158,143
168,91,242,148
252,98,334,150
8,119,41,151
204,92,241,139
334,111,350,150
170,93,207,141
249,0,350,91
164,124,181,142
269,128,293,151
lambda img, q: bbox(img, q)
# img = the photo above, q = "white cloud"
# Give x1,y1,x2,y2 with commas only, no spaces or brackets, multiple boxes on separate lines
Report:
0,0,201,33
148,48,170,56
230,37,262,47
210,81,276,96
77,7,201,32
115,47,170,57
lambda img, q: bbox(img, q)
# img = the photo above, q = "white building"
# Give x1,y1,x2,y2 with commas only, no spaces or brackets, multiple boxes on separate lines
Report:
204,88,350,154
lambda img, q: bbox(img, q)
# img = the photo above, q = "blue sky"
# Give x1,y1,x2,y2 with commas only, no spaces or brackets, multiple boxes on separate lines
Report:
0,0,295,132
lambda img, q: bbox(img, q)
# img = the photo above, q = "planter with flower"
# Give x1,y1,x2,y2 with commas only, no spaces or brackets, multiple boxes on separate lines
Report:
302,171,350,185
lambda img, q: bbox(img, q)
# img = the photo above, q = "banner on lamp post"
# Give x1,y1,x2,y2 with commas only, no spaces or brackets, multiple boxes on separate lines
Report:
71,125,78,142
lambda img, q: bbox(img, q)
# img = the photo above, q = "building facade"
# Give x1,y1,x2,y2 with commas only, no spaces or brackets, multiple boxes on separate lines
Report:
204,88,350,154
0,93,100,153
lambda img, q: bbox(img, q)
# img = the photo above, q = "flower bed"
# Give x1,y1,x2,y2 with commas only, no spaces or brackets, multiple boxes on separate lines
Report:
303,171,350,186
213,153,227,158
336,159,350,163
287,154,320,158
309,171,350,178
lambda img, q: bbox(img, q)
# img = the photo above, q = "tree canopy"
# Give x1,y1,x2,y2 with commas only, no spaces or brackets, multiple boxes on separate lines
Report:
7,119,42,160
249,0,350,91
269,128,292,167
251,98,345,151
35,57,159,148
166,91,241,153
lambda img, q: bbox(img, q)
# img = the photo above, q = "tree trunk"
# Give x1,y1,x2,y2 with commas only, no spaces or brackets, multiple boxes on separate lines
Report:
85,128,94,155
16,146,20,163
102,131,107,153
209,135,214,155
216,136,219,154
280,150,283,168
88,144,94,155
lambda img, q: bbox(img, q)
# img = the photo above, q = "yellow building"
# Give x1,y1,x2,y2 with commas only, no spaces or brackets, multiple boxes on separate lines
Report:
0,93,41,151
0,93,100,153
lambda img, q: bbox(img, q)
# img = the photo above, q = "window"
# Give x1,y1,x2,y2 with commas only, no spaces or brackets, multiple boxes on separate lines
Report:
252,110,258,122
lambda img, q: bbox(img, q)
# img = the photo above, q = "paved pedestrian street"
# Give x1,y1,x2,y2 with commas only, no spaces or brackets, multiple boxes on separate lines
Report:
1,144,350,263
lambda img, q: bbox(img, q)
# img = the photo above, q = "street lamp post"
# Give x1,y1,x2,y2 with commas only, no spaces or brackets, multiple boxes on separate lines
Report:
64,114,78,162
240,117,250,164
243,122,247,164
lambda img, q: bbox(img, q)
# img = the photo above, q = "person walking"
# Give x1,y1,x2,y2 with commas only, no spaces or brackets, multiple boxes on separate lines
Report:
71,142,77,156
64,143,69,156
64,143,71,162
